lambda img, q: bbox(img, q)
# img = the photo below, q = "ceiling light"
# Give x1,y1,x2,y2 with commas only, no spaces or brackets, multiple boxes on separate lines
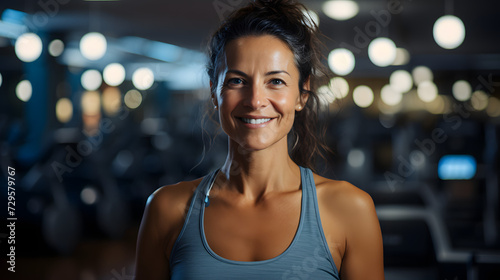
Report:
132,67,155,90
16,80,32,102
330,77,349,99
302,9,319,28
56,98,73,123
80,32,107,60
433,15,465,49
328,48,355,76
15,33,43,62
81,69,102,91
392,48,410,66
470,90,488,111
412,66,433,85
381,84,402,106
390,70,413,93
452,80,472,101
368,37,396,67
103,63,126,86
124,89,143,109
417,81,438,103
353,85,374,108
48,39,64,57
322,0,359,21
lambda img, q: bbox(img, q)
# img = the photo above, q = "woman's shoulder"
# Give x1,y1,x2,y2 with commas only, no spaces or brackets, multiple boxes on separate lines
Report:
312,172,376,215
144,176,204,224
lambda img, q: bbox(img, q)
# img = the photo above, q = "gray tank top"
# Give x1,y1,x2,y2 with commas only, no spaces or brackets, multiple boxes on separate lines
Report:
169,166,339,279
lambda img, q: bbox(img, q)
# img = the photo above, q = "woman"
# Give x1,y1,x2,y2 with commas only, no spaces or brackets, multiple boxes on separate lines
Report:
135,0,384,279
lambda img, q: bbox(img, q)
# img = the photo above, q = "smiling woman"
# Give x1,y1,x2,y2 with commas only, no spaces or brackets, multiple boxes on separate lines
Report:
135,1,384,279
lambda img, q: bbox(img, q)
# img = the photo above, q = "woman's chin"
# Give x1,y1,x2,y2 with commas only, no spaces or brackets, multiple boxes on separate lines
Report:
236,138,274,153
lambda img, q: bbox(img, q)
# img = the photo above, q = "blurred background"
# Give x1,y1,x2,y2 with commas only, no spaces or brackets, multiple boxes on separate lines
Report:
0,0,499,279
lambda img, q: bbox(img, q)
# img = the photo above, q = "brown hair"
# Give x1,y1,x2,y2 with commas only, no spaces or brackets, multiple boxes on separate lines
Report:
203,0,333,172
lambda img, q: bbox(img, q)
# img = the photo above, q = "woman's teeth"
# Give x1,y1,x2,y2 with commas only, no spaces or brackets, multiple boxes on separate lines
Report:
241,118,271,124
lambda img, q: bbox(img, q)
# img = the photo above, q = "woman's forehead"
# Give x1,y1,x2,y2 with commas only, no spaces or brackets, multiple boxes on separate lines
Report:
223,35,297,74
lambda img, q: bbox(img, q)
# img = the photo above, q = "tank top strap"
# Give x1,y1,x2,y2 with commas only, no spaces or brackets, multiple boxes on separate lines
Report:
299,166,340,275
169,168,219,262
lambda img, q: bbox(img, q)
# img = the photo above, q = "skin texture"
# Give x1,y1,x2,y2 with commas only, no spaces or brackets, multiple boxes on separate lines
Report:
135,35,384,280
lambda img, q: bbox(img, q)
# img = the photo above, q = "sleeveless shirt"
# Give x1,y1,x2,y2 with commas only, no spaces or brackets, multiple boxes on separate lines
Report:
169,166,340,279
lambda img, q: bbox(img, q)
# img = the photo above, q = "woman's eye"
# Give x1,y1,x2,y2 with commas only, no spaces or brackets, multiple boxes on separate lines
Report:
271,79,285,85
228,78,244,85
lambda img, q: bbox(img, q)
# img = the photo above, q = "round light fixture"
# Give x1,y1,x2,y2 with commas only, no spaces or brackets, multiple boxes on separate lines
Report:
322,0,359,21
452,80,472,101
81,70,103,91
433,15,465,49
132,67,155,90
328,48,355,76
353,85,374,108
103,63,126,86
417,81,438,103
80,32,107,60
15,33,43,63
390,70,413,93
368,37,397,67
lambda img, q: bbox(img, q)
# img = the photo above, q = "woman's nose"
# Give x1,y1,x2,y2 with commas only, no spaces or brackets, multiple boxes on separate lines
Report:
243,85,269,109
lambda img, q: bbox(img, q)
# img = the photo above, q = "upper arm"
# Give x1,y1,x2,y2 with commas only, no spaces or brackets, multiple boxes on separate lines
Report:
339,187,384,280
135,190,170,280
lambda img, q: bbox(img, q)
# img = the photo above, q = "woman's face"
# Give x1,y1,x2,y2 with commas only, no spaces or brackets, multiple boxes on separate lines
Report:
213,35,308,151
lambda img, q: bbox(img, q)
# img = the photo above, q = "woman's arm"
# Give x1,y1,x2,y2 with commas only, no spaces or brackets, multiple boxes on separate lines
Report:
135,190,170,280
339,188,385,280
135,180,199,280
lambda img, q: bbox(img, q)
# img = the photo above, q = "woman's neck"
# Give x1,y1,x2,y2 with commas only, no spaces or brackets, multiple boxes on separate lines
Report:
218,137,301,203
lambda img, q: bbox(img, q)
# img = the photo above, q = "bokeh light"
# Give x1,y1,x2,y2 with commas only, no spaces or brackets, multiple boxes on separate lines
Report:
381,84,403,106
103,63,126,86
132,67,155,90
322,0,359,21
81,91,101,116
452,80,472,101
330,77,349,99
16,80,32,102
81,70,103,91
102,87,122,116
56,98,73,123
412,66,433,85
486,97,500,117
347,149,365,168
390,70,413,93
433,15,466,49
392,48,411,66
124,89,143,109
302,9,319,28
317,85,337,105
417,80,438,103
470,90,488,111
80,32,107,61
328,48,355,76
80,186,98,205
15,33,43,63
368,37,397,67
425,95,446,114
48,39,65,57
353,85,374,108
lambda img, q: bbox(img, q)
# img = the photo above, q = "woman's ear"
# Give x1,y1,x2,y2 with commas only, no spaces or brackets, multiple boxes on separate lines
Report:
296,77,310,111
210,81,219,109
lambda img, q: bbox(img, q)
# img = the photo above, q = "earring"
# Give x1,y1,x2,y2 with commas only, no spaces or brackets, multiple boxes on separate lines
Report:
214,105,218,110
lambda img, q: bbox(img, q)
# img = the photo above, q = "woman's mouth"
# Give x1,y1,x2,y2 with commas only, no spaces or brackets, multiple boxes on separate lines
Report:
240,117,272,124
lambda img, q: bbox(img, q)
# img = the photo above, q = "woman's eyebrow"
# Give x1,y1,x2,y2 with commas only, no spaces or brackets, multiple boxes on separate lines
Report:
265,70,291,77
226,69,291,77
226,69,248,77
